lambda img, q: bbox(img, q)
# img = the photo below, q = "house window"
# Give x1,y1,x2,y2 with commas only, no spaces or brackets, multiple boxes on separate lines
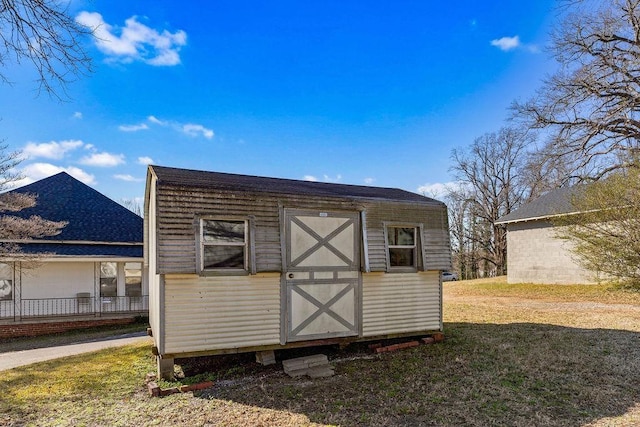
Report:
100,262,117,298
387,226,417,269
125,262,142,297
200,219,248,271
0,263,12,301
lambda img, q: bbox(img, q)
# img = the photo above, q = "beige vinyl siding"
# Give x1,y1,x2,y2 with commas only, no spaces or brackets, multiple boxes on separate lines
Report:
422,227,453,270
156,189,282,273
146,175,162,349
163,273,280,354
154,185,360,274
362,271,441,336
364,202,452,271
148,273,162,351
154,183,452,275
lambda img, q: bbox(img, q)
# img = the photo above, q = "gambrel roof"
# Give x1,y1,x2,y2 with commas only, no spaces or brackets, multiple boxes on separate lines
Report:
496,186,584,225
2,172,142,257
150,165,443,205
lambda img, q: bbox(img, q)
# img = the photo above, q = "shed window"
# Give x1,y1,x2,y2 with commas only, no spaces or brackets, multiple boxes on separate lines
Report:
386,226,417,269
201,219,248,271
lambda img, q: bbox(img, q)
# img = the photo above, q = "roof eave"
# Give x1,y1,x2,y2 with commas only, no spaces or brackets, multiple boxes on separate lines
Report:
495,210,585,225
155,179,442,206
0,240,142,246
150,165,443,206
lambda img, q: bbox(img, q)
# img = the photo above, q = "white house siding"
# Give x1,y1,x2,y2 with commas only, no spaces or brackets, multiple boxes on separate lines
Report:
506,221,595,284
362,271,441,336
162,273,281,355
20,262,95,299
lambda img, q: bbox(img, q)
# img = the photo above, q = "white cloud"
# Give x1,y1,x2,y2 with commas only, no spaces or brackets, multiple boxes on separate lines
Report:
137,156,154,165
73,112,83,119
490,35,520,51
22,140,84,160
323,174,342,183
416,182,459,200
303,174,342,183
114,174,143,182
76,12,187,66
364,177,375,185
80,152,125,167
148,49,181,66
143,115,214,139
147,115,167,126
18,163,96,186
182,123,214,139
526,44,541,54
118,123,149,132
61,167,96,185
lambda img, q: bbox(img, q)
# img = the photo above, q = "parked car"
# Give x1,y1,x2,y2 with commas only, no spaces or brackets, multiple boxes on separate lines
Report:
442,271,458,281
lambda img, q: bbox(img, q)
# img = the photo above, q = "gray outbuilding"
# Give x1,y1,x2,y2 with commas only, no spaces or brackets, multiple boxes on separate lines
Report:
144,165,451,378
496,186,595,285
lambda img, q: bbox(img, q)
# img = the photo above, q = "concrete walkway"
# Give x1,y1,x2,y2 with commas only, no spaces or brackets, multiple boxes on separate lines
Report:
0,332,152,371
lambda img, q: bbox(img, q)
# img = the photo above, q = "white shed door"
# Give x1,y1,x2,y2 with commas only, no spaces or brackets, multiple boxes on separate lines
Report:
284,209,360,342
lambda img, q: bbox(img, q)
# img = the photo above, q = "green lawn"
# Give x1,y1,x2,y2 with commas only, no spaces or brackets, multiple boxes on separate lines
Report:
1,280,638,426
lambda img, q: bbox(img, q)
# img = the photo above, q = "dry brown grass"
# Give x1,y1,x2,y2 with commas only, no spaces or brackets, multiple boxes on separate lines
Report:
446,275,640,304
0,280,638,426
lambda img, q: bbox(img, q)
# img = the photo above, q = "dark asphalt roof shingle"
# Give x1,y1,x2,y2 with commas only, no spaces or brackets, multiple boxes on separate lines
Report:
2,172,143,257
150,165,442,205
496,186,584,224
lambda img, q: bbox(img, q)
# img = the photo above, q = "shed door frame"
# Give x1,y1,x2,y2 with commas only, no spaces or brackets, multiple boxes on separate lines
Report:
280,208,362,344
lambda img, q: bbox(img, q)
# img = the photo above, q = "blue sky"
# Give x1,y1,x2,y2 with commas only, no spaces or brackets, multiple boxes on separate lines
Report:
1,0,558,205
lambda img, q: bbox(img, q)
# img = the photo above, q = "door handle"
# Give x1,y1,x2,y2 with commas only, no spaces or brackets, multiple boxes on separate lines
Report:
288,273,294,279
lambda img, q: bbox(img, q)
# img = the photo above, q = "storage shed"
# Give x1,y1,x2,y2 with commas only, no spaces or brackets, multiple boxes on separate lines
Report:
145,165,451,378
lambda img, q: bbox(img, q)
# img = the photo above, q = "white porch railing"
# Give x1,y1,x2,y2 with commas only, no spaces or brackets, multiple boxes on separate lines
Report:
0,300,12,319
0,296,148,320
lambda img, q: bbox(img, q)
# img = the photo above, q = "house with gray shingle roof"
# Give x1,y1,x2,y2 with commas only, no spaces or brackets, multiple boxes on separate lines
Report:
0,172,146,335
145,165,451,379
495,186,595,284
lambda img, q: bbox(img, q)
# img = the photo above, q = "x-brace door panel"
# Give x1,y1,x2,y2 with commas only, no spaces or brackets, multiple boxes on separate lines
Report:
284,209,360,342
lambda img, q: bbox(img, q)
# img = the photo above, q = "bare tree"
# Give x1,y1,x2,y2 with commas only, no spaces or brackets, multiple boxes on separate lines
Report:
444,187,485,280
120,198,143,217
443,186,468,278
0,2,93,257
450,127,537,276
443,184,481,280
0,145,66,257
0,0,92,98
520,148,573,198
513,0,640,181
